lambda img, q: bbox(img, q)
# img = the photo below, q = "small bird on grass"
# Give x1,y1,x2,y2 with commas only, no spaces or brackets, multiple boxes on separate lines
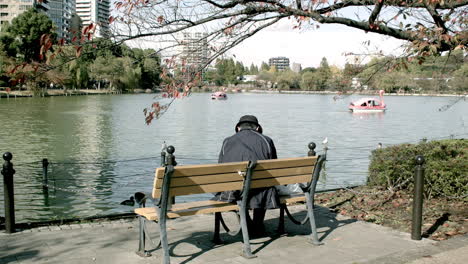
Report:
120,196,135,206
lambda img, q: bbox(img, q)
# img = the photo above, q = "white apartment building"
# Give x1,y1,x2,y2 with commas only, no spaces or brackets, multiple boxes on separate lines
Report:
269,57,290,71
75,0,110,38
291,62,302,73
180,32,209,67
0,0,49,31
48,0,75,40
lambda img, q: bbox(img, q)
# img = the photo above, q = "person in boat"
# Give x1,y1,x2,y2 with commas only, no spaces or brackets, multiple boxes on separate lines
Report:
212,115,279,235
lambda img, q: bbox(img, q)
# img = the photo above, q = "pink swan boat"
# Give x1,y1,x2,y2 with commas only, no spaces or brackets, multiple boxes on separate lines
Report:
349,90,387,113
211,91,227,100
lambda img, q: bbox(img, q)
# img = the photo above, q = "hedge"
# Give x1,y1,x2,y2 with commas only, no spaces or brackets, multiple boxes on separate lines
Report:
368,139,467,199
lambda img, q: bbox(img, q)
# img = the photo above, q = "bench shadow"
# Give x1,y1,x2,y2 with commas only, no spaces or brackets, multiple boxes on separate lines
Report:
0,250,40,264
279,205,357,242
146,205,356,263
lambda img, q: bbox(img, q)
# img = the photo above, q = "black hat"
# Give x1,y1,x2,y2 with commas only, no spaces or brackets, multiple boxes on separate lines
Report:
235,115,263,133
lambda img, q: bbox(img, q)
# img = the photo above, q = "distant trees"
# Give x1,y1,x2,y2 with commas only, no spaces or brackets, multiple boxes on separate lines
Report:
203,52,466,94
205,58,247,86
249,64,259,74
0,9,161,92
451,63,468,93
355,50,467,93
0,9,56,62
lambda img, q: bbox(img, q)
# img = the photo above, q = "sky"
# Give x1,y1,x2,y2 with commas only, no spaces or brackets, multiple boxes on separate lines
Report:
228,19,408,69
123,9,409,70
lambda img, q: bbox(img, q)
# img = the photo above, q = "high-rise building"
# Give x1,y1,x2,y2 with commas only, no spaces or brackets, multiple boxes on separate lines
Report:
48,0,75,40
269,57,290,71
75,0,110,38
291,62,302,73
180,32,209,67
0,0,50,31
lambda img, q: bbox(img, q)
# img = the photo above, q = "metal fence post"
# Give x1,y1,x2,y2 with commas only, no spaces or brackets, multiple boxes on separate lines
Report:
308,142,316,156
42,158,50,206
411,155,425,240
2,152,16,233
42,158,49,191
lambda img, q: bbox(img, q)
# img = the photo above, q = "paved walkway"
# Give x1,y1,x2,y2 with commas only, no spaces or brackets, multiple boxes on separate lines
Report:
1,205,466,264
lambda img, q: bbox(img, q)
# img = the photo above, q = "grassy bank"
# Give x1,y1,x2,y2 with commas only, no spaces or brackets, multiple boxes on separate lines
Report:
315,187,467,241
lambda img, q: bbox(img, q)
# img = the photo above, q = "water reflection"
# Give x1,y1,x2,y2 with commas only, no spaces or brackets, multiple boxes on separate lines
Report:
0,93,466,222
350,111,386,120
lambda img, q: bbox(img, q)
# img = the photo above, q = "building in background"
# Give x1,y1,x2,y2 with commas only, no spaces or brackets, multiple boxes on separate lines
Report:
269,56,290,71
48,0,75,41
75,0,110,38
0,0,50,31
180,32,209,67
291,62,302,73
69,12,82,41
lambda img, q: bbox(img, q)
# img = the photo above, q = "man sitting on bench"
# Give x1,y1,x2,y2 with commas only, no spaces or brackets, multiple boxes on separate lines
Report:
212,115,279,236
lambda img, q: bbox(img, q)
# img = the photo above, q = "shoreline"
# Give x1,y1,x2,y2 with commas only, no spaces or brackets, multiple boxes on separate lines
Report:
247,89,468,97
1,88,466,98
0,88,121,98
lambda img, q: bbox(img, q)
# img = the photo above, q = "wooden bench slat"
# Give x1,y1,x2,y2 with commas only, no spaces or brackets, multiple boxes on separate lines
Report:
155,165,315,188
160,173,244,188
159,161,249,178
156,157,317,179
251,174,310,189
155,174,311,197
135,201,238,220
135,194,308,221
254,157,317,170
280,194,306,204
155,167,165,179
164,181,244,197
170,200,234,211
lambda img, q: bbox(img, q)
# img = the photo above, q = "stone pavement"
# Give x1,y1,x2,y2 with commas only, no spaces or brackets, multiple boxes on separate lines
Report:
1,204,466,264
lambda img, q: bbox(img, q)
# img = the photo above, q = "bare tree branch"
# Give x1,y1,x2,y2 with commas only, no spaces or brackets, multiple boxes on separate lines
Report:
369,0,385,25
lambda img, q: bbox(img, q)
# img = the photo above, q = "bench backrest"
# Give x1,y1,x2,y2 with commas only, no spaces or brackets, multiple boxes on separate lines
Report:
152,156,318,199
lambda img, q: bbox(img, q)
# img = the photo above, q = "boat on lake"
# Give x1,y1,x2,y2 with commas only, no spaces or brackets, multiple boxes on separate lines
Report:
349,90,386,113
211,91,227,100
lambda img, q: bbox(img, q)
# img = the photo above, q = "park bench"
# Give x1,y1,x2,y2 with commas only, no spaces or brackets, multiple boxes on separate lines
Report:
134,142,326,264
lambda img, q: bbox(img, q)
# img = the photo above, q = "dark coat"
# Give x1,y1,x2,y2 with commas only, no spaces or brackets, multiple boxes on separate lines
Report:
212,129,280,209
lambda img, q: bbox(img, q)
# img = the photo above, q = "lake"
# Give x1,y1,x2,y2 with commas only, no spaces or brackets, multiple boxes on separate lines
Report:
0,92,466,222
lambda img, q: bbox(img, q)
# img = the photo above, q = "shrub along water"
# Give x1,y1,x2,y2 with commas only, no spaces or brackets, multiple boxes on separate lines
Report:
368,139,467,199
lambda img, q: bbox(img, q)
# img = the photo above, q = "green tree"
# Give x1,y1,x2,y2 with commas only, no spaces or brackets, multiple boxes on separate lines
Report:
235,61,245,80
68,60,90,89
301,67,316,74
0,44,11,86
450,63,468,93
203,68,217,84
249,63,259,74
256,71,275,88
300,71,316,90
89,56,118,89
314,57,332,90
276,71,300,90
260,62,270,71
374,71,416,93
0,8,56,62
141,55,161,89
118,57,142,91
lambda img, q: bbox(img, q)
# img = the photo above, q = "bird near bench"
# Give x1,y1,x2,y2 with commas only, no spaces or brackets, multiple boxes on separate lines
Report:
120,196,135,206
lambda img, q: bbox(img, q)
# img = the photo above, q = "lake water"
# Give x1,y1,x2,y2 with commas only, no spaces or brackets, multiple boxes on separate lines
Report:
0,93,467,222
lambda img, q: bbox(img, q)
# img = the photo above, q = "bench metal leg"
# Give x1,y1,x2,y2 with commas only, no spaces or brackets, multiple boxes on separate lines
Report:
305,192,323,246
213,212,223,244
136,216,152,257
159,216,170,264
238,206,256,259
277,204,285,234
